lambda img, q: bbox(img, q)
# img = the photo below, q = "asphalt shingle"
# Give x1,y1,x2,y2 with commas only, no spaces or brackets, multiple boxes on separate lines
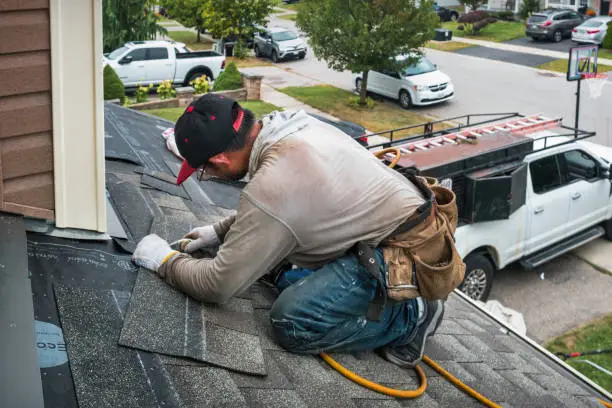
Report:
55,286,161,408
119,270,266,375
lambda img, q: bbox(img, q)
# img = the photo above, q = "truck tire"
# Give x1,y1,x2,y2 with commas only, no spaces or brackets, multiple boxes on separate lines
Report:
185,69,213,86
271,50,279,63
254,46,261,57
605,218,612,241
459,253,494,302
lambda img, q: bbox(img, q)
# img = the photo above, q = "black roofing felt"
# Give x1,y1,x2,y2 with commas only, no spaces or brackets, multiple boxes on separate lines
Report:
25,103,611,407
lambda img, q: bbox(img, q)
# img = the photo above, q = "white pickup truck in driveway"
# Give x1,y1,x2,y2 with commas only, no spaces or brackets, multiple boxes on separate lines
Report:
103,40,226,88
367,113,612,302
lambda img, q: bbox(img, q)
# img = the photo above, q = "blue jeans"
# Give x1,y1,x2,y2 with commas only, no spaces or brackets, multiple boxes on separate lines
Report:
269,249,418,354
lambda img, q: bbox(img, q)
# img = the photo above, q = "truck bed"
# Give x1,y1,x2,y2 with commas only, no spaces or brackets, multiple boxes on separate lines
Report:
176,50,223,59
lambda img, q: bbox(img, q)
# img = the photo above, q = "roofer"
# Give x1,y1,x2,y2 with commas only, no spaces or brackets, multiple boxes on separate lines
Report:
132,94,465,368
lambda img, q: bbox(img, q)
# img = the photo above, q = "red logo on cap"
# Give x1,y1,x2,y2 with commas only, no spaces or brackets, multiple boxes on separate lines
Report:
211,115,216,121
186,106,194,113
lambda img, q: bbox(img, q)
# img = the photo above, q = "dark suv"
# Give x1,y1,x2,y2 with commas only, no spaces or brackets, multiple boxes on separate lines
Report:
526,9,584,42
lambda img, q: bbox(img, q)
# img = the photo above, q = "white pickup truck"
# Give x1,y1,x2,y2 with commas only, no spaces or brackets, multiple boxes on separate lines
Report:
369,113,612,301
103,40,226,88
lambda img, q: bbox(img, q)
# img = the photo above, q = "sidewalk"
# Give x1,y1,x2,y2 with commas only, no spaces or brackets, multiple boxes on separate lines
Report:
451,37,612,66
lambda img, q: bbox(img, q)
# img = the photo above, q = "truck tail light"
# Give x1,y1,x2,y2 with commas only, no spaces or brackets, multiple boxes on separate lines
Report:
538,21,552,28
221,59,226,69
587,29,600,34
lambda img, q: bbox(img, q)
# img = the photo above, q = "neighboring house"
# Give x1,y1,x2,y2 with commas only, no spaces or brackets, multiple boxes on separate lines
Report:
0,0,106,232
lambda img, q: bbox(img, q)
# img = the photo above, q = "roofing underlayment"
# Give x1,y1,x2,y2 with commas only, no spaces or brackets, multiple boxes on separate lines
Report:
13,103,612,407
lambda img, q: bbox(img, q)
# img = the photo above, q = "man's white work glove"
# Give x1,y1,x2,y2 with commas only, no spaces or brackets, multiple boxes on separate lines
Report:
132,234,178,272
182,225,219,253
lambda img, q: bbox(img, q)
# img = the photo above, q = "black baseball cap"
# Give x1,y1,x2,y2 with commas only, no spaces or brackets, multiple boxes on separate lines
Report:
174,94,255,185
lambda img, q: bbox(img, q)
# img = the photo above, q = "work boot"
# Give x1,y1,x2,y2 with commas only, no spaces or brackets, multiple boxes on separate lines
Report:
381,299,445,368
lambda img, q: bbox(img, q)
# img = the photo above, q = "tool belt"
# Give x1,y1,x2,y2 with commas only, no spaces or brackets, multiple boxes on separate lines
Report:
353,175,465,321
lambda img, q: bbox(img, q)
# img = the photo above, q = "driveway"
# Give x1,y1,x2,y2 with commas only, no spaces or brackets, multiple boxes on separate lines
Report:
505,37,578,54
453,46,557,67
489,253,612,343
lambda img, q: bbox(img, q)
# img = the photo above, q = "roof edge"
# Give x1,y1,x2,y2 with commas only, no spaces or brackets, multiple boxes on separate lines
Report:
452,289,612,402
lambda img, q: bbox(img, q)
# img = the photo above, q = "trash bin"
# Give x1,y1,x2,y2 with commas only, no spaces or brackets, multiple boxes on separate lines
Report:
434,28,452,41
224,43,234,57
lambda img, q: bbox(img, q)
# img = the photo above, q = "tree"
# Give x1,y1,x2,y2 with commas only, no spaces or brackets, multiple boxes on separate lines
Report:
297,0,440,106
201,0,276,56
160,0,207,42
519,0,540,20
103,0,167,53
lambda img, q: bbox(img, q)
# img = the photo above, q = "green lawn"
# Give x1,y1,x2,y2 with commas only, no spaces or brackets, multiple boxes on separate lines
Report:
277,13,297,21
441,20,526,42
538,59,612,74
166,30,214,50
425,41,474,52
277,3,299,11
545,314,612,392
598,48,612,60
227,56,273,68
279,85,447,136
143,100,282,122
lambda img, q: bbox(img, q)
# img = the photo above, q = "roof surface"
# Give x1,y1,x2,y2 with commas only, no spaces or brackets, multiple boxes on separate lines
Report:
28,103,612,408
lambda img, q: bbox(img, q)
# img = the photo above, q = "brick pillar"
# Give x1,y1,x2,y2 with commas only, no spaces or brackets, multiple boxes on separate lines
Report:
241,73,264,101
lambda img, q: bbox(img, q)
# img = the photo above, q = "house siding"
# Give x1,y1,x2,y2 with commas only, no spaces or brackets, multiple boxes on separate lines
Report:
0,1,54,220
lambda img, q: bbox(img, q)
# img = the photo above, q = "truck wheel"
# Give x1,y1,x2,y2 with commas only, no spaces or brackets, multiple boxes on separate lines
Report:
186,71,211,85
254,46,260,57
459,253,494,302
450,12,458,21
271,50,279,63
605,218,612,241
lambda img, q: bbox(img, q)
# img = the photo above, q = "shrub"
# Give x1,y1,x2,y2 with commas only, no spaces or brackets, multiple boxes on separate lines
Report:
190,75,211,95
136,83,153,103
493,11,516,21
347,95,375,109
103,65,125,102
457,10,490,23
519,0,540,20
157,80,177,100
457,11,496,34
603,22,612,50
213,62,243,91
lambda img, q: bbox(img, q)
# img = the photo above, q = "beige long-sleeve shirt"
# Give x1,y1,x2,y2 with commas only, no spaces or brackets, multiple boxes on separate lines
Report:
158,110,425,304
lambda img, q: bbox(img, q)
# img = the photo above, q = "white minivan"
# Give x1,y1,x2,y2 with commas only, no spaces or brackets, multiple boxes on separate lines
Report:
354,54,454,109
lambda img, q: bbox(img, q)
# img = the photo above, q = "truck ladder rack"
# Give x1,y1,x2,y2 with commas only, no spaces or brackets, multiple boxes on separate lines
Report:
389,115,562,158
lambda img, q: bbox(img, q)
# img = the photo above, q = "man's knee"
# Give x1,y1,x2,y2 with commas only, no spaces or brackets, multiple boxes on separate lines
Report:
269,290,314,352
